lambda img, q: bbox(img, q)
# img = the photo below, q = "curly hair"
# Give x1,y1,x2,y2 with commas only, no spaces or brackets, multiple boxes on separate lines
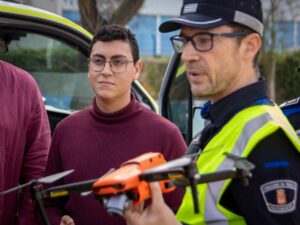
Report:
89,24,139,63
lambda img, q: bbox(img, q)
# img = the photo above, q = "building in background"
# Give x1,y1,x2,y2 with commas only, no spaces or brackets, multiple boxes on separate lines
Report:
261,1,300,52
23,0,181,56
10,0,300,56
127,0,181,56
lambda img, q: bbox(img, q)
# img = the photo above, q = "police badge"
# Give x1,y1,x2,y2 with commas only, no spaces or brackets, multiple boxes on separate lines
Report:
260,180,297,214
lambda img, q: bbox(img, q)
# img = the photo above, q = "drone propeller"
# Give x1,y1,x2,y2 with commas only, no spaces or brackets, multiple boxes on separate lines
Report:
0,181,32,195
0,170,74,195
225,154,255,171
39,170,74,184
140,157,192,181
43,168,115,199
224,153,255,185
235,158,255,170
185,144,228,161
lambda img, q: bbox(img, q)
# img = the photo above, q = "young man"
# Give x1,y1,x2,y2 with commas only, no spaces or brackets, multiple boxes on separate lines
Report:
44,25,186,225
124,0,300,225
0,60,51,225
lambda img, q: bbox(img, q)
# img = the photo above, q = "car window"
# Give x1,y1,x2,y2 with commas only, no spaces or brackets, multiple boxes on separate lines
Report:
169,70,206,137
192,101,206,137
0,30,93,111
161,55,206,144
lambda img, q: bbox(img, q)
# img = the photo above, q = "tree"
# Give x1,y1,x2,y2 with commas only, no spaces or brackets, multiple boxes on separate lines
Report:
276,51,300,103
78,0,145,34
261,0,300,101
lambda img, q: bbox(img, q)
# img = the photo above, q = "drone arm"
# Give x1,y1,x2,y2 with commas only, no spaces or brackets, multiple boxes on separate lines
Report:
197,170,240,184
140,168,185,182
161,167,252,214
42,179,98,199
30,183,51,225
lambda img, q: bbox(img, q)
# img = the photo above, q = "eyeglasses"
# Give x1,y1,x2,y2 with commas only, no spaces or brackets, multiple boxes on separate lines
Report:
89,57,134,73
170,31,251,53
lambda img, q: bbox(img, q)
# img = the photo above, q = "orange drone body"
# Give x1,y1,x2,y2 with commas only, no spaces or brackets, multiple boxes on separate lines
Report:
92,152,175,205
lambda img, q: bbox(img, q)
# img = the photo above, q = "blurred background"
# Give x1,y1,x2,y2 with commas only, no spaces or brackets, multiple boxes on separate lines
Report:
4,0,300,103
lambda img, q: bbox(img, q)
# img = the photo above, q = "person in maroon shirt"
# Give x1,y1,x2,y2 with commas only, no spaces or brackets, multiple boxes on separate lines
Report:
0,60,51,225
44,25,187,225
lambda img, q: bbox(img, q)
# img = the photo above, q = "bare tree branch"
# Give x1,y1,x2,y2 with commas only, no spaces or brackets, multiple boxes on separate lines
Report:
78,0,145,34
109,0,145,25
78,0,97,33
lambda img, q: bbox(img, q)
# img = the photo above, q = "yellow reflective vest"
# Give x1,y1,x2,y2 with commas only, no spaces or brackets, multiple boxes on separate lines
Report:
177,104,300,225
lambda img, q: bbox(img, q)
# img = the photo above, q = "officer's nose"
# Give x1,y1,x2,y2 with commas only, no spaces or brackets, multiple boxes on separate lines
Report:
181,41,200,64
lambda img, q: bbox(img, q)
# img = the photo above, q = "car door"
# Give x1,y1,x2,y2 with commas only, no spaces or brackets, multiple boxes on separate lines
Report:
159,52,207,145
0,2,157,134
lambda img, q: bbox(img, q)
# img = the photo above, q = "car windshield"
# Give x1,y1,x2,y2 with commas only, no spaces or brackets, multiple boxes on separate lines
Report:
0,30,93,111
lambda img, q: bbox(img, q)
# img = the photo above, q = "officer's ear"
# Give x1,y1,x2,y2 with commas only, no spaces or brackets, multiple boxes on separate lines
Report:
240,33,261,62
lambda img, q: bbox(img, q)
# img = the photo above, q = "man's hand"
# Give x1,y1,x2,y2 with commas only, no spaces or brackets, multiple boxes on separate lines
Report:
124,182,181,225
60,215,75,225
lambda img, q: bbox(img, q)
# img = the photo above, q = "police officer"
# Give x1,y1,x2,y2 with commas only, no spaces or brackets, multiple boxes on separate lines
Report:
124,0,300,224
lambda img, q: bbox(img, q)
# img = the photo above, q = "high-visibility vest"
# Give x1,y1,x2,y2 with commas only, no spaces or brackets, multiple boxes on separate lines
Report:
177,104,300,225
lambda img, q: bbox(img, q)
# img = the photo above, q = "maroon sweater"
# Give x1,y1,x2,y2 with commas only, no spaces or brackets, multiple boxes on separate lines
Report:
44,95,187,225
0,60,51,225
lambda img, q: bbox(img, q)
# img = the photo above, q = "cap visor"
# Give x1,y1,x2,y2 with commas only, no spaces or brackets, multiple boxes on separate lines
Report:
159,14,229,33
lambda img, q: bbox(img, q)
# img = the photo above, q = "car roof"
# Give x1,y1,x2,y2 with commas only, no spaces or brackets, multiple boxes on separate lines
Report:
0,1,92,39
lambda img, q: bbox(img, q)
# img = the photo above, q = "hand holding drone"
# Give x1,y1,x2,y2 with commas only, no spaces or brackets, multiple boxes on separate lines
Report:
0,151,255,225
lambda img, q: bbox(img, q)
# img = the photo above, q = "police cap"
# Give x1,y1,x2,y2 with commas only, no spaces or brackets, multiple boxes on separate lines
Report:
159,0,263,35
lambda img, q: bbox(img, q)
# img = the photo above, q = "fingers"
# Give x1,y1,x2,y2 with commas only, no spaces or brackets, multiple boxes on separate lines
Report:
60,215,75,225
149,182,164,205
123,182,174,225
130,202,144,214
123,208,138,225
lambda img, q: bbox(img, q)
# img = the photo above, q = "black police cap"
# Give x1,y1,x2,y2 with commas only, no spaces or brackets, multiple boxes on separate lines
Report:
159,0,263,35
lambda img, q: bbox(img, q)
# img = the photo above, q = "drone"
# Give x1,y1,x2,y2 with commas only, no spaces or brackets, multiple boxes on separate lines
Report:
0,152,255,225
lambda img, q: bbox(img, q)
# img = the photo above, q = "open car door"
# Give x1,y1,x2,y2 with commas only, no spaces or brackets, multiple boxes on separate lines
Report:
159,52,207,145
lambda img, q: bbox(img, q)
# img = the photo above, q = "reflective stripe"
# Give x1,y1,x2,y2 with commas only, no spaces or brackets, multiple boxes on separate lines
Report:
232,113,271,156
170,17,223,25
204,113,271,223
234,10,264,35
266,106,299,141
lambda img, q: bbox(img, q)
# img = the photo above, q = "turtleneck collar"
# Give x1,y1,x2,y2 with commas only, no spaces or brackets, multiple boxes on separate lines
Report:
89,93,143,124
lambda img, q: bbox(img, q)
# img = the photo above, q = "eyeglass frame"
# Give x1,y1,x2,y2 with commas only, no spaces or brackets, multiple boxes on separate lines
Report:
88,57,134,73
170,31,251,53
